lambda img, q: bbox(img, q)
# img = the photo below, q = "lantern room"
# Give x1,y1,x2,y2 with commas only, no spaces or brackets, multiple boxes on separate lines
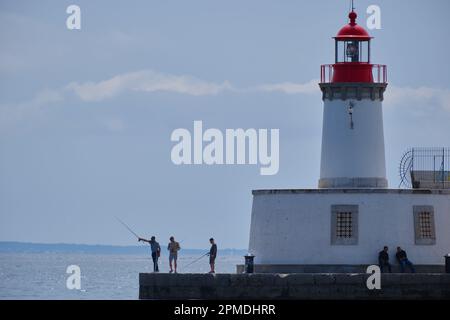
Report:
320,10,386,84
334,11,371,63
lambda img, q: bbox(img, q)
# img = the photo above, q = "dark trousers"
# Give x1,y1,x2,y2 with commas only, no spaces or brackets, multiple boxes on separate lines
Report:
399,259,415,273
379,260,392,273
151,252,159,272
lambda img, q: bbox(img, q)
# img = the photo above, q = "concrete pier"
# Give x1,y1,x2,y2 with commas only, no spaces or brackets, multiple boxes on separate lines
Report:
139,273,450,300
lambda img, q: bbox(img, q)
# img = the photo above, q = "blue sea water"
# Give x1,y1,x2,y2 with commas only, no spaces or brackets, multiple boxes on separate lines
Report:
0,253,243,299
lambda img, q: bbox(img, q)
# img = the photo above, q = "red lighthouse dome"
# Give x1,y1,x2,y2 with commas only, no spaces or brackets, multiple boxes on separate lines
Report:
335,11,372,40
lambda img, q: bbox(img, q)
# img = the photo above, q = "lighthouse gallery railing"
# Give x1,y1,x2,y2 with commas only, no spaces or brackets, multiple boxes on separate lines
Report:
320,64,387,83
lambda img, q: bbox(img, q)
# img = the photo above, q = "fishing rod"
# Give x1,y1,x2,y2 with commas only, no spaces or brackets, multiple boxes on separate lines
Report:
182,252,209,270
115,217,155,261
115,216,141,239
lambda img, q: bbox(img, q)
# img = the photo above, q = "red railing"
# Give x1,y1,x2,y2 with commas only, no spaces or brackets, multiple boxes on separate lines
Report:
320,64,387,84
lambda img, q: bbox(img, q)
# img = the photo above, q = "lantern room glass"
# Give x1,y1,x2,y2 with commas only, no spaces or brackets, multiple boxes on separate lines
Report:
335,40,370,63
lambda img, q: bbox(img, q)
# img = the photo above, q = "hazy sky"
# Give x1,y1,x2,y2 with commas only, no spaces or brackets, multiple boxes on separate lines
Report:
1,0,449,249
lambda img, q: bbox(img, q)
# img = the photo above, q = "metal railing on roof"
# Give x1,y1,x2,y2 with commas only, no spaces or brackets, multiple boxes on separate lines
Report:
399,147,450,189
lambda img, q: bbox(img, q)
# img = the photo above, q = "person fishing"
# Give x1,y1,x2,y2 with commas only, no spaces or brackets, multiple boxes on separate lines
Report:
167,236,181,273
207,238,217,274
138,236,161,272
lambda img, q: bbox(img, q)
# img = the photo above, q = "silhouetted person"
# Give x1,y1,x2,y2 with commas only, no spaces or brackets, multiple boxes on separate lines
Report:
396,247,416,273
167,236,180,273
207,238,217,274
138,236,161,272
378,246,392,273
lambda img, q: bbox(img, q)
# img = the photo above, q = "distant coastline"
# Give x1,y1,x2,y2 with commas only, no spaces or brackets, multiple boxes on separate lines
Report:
0,241,247,256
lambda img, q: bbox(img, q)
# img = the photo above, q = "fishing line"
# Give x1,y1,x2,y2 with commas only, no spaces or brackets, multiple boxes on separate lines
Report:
182,252,209,271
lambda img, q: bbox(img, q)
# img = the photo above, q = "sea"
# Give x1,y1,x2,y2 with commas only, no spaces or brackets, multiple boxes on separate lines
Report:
0,252,243,300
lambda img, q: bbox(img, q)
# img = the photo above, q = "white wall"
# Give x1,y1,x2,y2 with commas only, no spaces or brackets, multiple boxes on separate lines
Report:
248,191,450,265
320,99,386,183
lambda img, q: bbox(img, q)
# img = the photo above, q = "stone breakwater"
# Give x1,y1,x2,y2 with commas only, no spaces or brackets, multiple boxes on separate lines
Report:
139,273,450,300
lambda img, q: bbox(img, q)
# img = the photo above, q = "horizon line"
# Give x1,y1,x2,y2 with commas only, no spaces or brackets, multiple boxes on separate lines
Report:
0,240,247,251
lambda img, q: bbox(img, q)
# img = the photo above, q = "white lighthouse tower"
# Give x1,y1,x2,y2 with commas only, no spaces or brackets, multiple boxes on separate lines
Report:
246,8,450,273
319,10,387,189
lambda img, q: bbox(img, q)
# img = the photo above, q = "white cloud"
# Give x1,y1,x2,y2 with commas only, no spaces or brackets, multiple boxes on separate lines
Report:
253,80,450,114
0,88,63,130
32,89,65,106
66,70,233,101
2,71,450,132
385,85,450,112
67,73,320,101
254,79,319,95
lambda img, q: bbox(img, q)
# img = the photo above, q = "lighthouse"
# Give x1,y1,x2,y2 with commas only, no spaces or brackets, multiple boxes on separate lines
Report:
319,10,388,189
246,7,450,273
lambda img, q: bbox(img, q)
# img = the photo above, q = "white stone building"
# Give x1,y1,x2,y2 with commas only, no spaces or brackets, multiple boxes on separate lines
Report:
247,10,450,273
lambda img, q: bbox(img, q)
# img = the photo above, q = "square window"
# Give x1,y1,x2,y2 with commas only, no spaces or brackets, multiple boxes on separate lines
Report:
331,205,358,245
414,206,436,245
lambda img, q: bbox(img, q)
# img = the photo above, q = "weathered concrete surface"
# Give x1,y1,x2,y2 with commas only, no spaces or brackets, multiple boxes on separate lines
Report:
139,273,450,300
235,264,445,274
